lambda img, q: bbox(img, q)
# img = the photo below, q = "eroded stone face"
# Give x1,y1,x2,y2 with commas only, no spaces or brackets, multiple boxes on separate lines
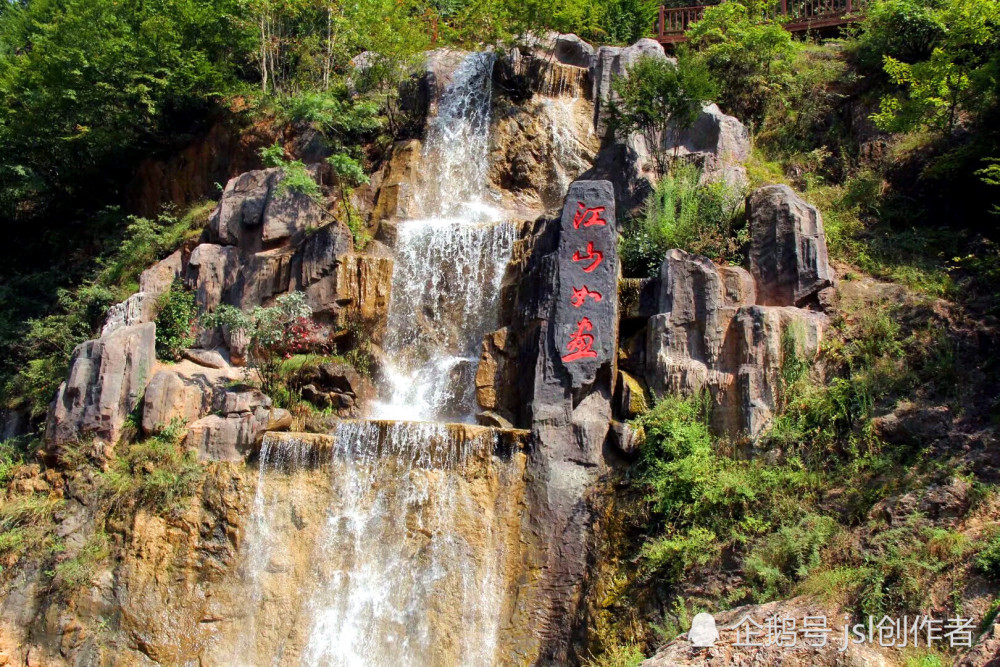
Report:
644,249,828,439
749,184,835,308
45,323,156,449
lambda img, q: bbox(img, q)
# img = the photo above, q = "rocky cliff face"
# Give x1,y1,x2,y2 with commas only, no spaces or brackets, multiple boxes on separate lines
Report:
1,31,862,667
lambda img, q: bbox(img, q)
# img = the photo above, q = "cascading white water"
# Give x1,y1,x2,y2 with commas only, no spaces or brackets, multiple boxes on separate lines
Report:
372,52,516,423
234,51,528,667
236,426,520,667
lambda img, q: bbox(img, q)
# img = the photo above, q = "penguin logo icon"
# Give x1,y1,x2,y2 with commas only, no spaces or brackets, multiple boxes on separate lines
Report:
688,612,720,647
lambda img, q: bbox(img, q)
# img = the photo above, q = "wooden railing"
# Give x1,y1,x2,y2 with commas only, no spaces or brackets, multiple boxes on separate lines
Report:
657,0,867,43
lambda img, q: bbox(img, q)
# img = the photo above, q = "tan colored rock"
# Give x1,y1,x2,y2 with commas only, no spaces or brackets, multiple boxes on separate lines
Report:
371,140,422,222
139,250,184,298
475,327,509,410
182,348,230,369
303,255,392,335
140,361,242,435
186,411,269,462
643,597,894,666
45,323,156,448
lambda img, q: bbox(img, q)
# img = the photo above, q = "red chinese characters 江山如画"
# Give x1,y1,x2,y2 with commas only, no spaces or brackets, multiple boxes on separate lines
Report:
562,201,608,363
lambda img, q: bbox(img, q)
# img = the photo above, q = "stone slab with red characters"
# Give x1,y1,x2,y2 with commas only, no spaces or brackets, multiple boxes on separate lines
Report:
555,179,618,388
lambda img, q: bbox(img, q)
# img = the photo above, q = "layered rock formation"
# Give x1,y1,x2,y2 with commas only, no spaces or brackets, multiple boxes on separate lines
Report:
637,183,835,440
27,31,842,667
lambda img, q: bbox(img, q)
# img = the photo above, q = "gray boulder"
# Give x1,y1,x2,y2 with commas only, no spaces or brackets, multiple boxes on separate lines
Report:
102,292,153,336
645,250,826,438
590,38,669,134
208,167,327,253
552,33,595,68
46,323,156,448
185,243,240,312
749,184,835,307
139,250,184,297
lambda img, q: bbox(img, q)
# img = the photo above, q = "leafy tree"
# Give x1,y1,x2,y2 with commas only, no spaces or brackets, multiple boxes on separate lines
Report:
608,53,718,176
0,0,253,224
852,0,945,76
871,0,1000,134
202,292,313,395
687,0,796,128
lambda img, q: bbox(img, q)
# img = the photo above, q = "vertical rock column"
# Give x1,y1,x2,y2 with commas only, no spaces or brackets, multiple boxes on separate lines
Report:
510,180,618,663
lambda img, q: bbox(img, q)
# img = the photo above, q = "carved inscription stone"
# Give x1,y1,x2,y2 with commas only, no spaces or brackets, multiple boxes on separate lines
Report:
555,179,618,388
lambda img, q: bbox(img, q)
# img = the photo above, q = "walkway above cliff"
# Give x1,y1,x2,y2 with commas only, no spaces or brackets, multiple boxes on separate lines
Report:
657,0,867,45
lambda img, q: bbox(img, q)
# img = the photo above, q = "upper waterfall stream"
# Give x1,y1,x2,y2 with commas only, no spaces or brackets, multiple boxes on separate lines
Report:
373,52,515,423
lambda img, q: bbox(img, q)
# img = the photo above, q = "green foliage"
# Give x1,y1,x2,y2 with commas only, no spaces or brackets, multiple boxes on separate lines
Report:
0,493,64,572
1,204,209,424
687,0,795,127
633,394,822,585
53,531,110,595
978,158,1000,215
202,291,313,395
582,643,646,667
155,279,196,362
852,0,945,76
744,514,838,599
0,0,253,224
100,420,204,513
871,0,1000,134
609,53,718,176
261,143,323,202
975,528,1000,578
620,165,746,277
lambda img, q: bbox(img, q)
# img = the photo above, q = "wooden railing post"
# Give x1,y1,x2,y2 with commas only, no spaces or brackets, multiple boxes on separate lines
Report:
780,0,788,17
659,6,665,38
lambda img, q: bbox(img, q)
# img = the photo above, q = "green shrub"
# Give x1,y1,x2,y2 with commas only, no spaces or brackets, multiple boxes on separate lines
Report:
608,53,718,176
53,531,110,595
620,164,746,277
975,529,1000,578
687,0,796,127
632,394,820,583
100,421,203,513
202,291,315,395
745,514,838,600
155,279,196,361
582,643,646,667
260,143,322,202
1,203,211,423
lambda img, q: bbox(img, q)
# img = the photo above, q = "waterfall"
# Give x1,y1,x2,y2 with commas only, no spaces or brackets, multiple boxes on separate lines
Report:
233,51,529,667
236,427,521,667
373,52,516,423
